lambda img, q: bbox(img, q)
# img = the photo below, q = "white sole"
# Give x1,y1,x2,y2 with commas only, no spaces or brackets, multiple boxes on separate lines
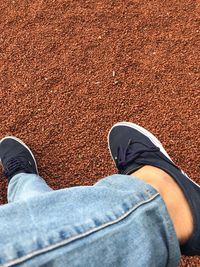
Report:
0,136,38,174
108,121,200,188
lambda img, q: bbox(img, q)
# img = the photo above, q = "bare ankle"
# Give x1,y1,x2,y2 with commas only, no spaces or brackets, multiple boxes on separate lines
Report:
131,166,193,244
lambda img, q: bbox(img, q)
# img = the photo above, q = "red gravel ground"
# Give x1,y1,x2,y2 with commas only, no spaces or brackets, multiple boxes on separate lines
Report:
0,0,199,266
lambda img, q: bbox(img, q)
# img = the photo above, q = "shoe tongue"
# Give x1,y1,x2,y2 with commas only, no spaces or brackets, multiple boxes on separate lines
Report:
127,141,147,154
117,142,151,174
126,141,159,162
118,141,160,175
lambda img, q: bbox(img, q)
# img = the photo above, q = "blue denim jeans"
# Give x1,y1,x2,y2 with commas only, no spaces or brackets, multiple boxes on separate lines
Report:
0,173,181,267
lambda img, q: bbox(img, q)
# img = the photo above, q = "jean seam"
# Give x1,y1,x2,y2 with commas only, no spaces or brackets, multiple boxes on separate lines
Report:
1,192,160,267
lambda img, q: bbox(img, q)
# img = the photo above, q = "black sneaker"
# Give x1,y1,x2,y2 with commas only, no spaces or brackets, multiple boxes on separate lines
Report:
0,136,38,182
108,121,200,256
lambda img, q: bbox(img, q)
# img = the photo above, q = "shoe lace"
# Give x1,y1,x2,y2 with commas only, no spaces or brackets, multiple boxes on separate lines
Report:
4,157,31,178
115,139,160,169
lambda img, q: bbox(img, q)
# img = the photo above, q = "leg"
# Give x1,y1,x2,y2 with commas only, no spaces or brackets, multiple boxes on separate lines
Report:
7,173,53,202
0,174,181,267
131,165,193,244
108,122,200,256
0,136,53,203
0,135,181,266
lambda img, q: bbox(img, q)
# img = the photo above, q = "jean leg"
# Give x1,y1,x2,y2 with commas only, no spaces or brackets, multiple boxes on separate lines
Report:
7,173,53,202
1,175,181,267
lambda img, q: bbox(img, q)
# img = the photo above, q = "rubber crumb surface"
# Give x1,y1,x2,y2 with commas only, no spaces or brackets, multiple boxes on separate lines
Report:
0,1,199,266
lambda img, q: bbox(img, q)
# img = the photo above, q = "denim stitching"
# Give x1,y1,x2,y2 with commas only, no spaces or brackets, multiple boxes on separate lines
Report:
1,192,160,267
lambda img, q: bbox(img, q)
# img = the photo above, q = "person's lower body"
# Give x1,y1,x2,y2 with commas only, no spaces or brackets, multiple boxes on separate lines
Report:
2,172,181,267
1,121,199,266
